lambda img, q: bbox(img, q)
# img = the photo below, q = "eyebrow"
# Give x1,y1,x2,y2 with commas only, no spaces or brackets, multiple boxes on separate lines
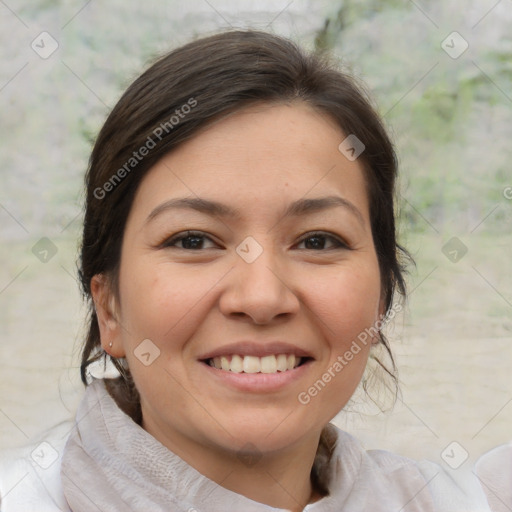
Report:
146,195,365,226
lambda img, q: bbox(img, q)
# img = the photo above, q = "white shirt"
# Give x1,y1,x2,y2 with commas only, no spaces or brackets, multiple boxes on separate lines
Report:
474,442,512,512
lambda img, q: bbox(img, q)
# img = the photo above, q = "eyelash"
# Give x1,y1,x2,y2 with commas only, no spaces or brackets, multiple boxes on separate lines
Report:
160,230,350,251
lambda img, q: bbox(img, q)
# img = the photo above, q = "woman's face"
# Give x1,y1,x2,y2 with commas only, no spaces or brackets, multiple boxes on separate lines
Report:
95,102,383,459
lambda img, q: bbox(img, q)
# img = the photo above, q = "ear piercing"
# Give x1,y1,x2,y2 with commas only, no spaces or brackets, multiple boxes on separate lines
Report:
109,341,113,348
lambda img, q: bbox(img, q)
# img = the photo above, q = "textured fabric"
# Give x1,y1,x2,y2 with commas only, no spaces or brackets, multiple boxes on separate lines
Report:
58,378,492,512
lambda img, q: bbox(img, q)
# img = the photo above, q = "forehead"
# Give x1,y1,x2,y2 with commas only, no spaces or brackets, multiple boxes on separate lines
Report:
130,102,370,224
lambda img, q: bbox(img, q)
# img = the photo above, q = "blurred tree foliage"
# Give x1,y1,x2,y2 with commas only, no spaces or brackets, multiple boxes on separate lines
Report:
315,0,512,235
315,0,404,52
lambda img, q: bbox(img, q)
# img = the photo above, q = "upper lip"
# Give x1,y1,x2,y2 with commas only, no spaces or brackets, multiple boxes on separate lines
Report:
198,341,314,360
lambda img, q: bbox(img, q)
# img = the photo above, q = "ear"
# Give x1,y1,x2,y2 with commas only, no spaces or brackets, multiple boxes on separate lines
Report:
90,274,126,358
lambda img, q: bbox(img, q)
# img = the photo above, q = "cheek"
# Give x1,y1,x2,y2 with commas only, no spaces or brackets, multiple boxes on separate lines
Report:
310,263,382,342
118,261,218,350
117,264,214,399
295,265,381,421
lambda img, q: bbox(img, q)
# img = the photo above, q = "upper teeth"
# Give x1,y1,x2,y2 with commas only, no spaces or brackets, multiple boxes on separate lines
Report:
208,354,301,373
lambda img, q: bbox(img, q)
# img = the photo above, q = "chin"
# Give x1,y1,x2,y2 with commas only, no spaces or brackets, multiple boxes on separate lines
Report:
214,412,314,454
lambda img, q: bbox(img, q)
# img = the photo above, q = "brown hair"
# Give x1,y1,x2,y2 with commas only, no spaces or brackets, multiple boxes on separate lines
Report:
79,29,408,420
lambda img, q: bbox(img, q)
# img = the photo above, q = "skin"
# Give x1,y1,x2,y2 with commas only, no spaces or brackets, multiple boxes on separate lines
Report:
92,102,384,511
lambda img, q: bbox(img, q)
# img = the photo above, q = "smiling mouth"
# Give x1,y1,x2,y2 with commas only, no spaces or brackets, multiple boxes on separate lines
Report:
203,354,311,374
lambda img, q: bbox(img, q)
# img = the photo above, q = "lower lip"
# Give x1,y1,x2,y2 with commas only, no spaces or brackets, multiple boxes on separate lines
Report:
199,359,313,393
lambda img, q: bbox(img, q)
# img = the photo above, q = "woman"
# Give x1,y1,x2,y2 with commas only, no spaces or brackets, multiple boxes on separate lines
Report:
0,29,492,511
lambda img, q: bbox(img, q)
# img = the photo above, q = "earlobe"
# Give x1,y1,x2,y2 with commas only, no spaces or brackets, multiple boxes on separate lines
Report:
90,274,125,358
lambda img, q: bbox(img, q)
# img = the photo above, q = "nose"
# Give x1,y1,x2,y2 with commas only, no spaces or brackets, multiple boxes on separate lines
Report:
218,243,300,325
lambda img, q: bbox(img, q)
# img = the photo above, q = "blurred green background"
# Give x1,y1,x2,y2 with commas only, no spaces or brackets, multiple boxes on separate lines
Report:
1,0,511,467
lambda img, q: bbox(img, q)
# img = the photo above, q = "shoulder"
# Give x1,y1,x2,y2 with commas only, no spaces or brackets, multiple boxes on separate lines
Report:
369,448,489,510
0,421,73,512
474,442,512,512
326,426,491,511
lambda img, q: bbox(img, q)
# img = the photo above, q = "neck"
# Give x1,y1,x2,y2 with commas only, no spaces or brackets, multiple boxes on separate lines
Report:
217,434,324,511
144,417,325,510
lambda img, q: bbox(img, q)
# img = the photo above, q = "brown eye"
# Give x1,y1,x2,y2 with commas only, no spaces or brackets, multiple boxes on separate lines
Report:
296,232,349,250
162,231,218,250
